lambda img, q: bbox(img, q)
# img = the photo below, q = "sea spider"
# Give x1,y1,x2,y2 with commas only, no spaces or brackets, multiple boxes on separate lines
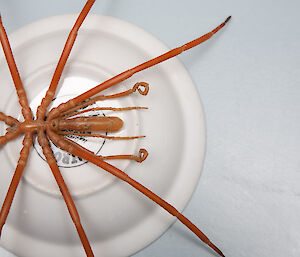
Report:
0,0,230,256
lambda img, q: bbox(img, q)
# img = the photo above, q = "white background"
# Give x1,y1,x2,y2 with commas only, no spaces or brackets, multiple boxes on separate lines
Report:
0,0,299,257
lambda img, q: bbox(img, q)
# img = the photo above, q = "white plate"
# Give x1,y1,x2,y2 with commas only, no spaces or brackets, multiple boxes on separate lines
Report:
0,14,205,257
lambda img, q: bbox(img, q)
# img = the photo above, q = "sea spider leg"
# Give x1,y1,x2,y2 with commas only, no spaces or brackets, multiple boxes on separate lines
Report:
0,13,35,241
47,130,225,257
36,0,96,120
0,16,32,120
37,131,94,257
0,133,32,237
47,16,231,120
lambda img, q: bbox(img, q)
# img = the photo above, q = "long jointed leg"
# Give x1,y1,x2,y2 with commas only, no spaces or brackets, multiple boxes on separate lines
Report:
0,17,32,121
48,130,225,257
37,131,94,257
48,16,231,120
0,133,32,237
36,0,96,120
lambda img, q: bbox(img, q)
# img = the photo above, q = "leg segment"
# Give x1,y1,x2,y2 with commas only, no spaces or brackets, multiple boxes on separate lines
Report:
99,148,148,163
48,129,225,257
0,17,32,120
0,112,19,127
36,0,96,120
48,17,231,120
0,133,32,237
37,130,94,257
0,130,22,147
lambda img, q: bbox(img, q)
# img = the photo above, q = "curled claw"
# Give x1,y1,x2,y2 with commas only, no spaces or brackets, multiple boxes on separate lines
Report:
133,82,149,95
135,148,148,163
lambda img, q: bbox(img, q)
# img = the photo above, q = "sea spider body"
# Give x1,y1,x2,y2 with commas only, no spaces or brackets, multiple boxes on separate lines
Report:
0,0,230,256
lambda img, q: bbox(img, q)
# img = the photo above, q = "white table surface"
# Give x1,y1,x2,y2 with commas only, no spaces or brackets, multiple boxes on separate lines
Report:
0,0,299,257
